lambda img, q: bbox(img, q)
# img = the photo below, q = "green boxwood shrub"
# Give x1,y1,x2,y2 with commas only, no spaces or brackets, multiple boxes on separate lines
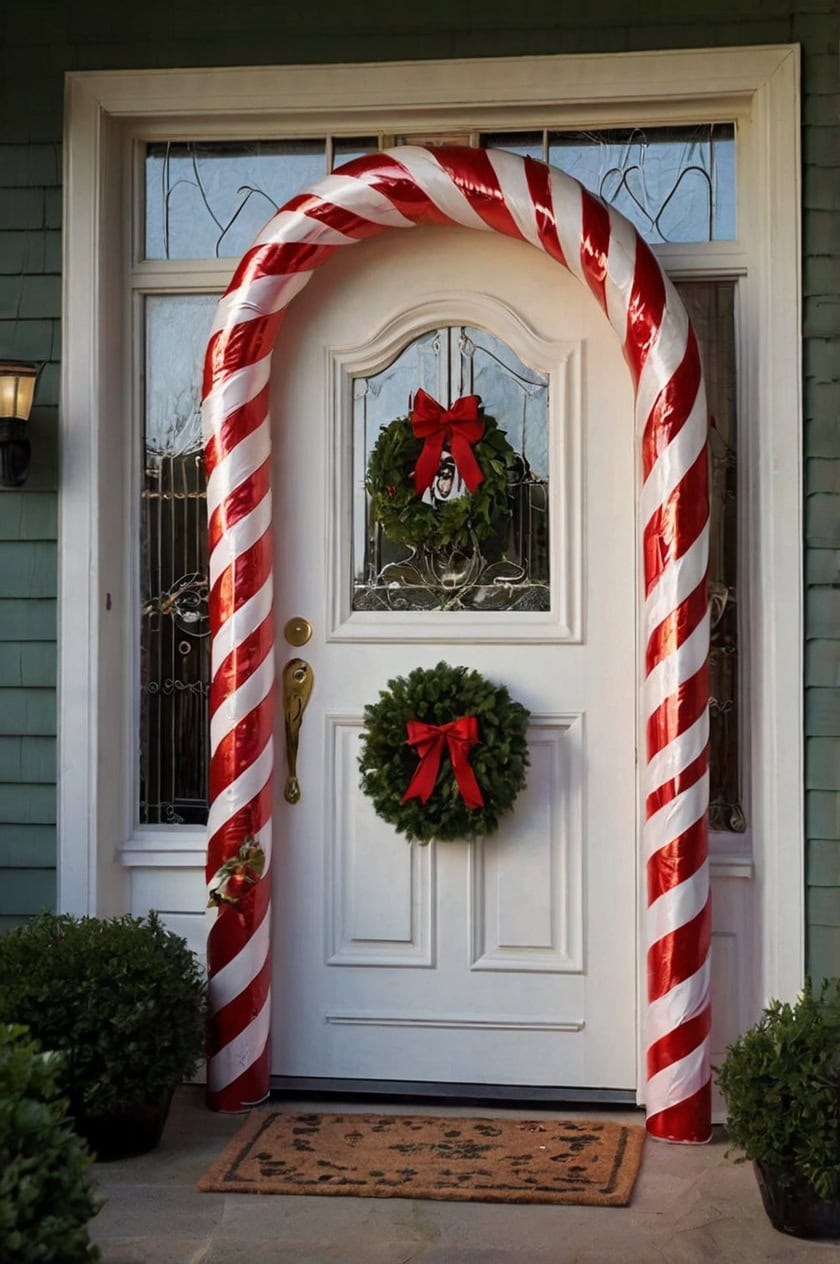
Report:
0,911,206,1121
0,1024,100,1263
717,979,840,1200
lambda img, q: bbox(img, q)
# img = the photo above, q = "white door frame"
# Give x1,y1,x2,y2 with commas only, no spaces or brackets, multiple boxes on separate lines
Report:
60,46,803,1107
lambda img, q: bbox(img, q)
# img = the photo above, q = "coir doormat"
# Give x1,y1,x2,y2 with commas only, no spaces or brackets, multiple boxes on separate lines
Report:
197,1111,645,1206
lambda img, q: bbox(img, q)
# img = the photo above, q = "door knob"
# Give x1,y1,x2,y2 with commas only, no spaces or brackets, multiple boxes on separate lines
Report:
282,657,314,804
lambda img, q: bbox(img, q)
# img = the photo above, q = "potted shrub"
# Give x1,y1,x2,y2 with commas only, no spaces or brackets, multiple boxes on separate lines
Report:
717,979,840,1239
0,1024,101,1262
0,911,206,1161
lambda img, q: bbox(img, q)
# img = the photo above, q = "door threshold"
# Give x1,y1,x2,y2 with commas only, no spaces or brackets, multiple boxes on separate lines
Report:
269,1076,637,1108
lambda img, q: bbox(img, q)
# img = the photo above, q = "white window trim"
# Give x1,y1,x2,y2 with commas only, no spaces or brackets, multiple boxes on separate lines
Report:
61,47,803,1031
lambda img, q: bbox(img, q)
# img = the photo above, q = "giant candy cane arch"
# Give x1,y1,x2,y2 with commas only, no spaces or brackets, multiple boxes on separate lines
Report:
202,146,711,1143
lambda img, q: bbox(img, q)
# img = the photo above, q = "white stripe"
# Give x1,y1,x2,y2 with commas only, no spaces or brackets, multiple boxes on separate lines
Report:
639,388,707,529
485,148,543,249
202,353,272,443
647,860,709,946
387,147,490,232
210,650,275,756
647,957,711,1049
646,710,709,797
209,492,272,591
635,282,690,435
206,737,273,841
604,206,637,338
547,170,585,285
211,575,273,679
208,903,271,1014
643,610,710,722
305,171,416,229
210,272,313,337
644,530,708,636
250,208,360,251
645,770,709,859
645,1038,710,1121
206,424,271,520
207,989,272,1095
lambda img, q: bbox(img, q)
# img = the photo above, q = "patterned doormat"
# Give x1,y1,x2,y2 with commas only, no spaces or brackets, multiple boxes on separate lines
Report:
197,1111,645,1206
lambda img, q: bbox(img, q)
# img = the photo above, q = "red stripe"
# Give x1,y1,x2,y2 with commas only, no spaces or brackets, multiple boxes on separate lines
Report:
646,579,708,677
206,778,274,887
647,815,708,904
525,156,567,267
211,612,274,712
643,448,709,598
207,879,272,982
207,950,272,1055
208,460,271,556
579,189,611,311
281,191,388,241
204,319,278,398
624,238,666,388
210,693,273,800
646,661,709,761
434,148,525,239
228,240,340,296
641,327,703,481
648,899,711,1003
206,1043,271,1112
646,746,709,820
205,385,270,480
646,1081,712,1144
647,1007,711,1080
366,158,458,228
209,529,272,633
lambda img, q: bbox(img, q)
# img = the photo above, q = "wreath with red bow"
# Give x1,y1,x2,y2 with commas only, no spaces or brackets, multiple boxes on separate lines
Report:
365,390,516,551
358,662,530,844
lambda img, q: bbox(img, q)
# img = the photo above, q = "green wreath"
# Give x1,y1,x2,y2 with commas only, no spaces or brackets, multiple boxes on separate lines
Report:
358,662,530,844
365,413,516,551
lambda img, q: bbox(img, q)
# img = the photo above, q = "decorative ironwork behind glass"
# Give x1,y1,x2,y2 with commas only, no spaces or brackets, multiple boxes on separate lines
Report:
140,296,217,825
352,326,550,612
674,281,744,832
482,125,735,245
145,138,377,260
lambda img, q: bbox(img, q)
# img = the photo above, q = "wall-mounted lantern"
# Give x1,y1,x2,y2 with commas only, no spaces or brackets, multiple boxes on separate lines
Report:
0,362,38,488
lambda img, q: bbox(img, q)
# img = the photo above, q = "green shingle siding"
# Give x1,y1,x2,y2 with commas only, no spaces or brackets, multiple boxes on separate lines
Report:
0,868,56,916
0,737,56,783
0,824,55,868
0,1,837,982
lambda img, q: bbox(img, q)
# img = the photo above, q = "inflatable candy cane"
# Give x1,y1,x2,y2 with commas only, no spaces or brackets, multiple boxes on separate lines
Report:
202,146,711,1142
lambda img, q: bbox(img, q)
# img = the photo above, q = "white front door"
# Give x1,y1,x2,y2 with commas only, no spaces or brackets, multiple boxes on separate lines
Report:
270,225,637,1091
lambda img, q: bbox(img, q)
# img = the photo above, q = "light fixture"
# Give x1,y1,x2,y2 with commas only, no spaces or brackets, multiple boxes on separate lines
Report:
0,362,38,488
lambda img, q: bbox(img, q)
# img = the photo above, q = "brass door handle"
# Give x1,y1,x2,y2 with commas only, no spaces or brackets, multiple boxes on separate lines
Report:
282,658,314,804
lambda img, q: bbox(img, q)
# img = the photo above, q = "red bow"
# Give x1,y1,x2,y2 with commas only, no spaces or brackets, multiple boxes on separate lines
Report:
410,389,485,497
400,715,485,811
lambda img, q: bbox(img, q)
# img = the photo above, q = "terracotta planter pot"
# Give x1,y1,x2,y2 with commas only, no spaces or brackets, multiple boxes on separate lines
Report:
755,1162,840,1239
75,1089,174,1162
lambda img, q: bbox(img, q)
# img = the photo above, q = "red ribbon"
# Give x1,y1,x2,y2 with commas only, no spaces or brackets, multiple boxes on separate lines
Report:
410,388,485,497
400,715,485,811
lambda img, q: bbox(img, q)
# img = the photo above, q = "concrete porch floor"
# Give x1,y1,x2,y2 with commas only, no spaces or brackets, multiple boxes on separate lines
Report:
91,1087,840,1263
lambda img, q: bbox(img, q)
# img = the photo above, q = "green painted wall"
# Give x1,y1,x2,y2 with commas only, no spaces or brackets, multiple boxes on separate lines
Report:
0,1,838,975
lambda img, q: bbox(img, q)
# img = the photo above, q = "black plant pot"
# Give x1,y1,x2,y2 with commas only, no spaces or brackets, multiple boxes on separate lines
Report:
755,1162,840,1239
75,1089,174,1162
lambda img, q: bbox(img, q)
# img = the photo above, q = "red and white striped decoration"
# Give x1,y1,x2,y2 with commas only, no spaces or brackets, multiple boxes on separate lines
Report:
202,145,711,1140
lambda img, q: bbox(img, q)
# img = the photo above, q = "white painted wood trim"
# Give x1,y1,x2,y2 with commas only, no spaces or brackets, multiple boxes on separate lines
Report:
66,46,797,121
60,47,803,1079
